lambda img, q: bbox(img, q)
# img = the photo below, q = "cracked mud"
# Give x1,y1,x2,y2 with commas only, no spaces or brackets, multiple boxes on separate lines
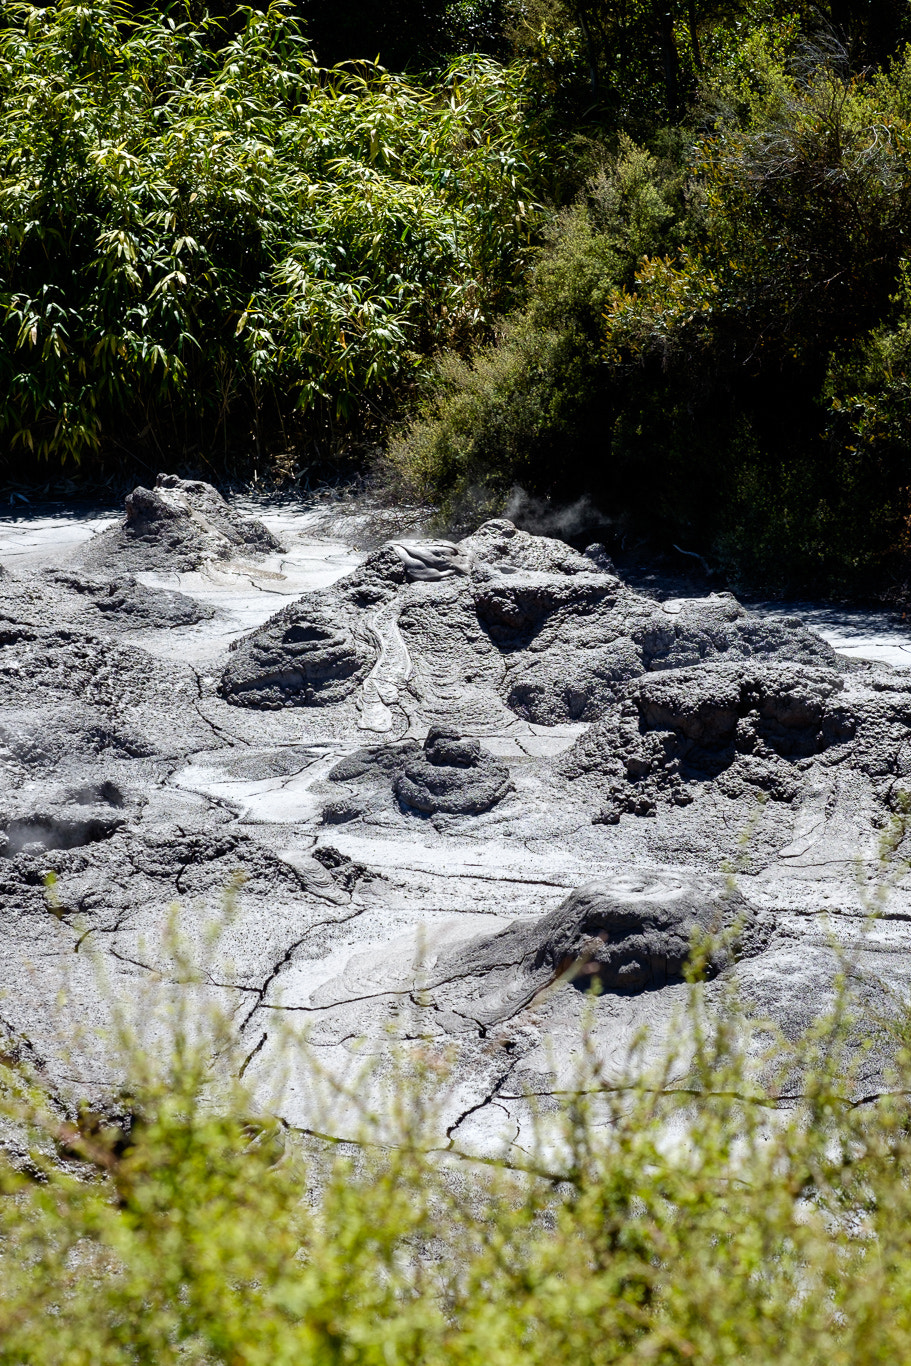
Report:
4,478,911,1155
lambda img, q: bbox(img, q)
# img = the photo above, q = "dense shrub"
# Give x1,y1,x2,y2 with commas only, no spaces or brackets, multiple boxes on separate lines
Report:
0,0,546,473
391,135,685,523
603,45,911,587
394,35,911,591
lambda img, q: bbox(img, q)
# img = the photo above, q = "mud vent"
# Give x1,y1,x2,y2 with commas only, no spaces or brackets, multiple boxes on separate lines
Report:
0,813,125,858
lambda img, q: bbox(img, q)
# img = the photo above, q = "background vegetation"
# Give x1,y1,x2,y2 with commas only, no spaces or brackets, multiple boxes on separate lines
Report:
5,0,911,589
0,0,546,474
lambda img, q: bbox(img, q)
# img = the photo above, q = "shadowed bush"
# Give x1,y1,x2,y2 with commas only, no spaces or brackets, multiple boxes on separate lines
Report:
392,32,911,591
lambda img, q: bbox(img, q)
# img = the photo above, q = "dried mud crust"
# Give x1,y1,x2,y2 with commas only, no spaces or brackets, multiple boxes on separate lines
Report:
0,826,359,928
0,561,213,635
48,572,214,628
0,623,197,709
76,474,284,573
312,869,769,1031
7,491,911,1146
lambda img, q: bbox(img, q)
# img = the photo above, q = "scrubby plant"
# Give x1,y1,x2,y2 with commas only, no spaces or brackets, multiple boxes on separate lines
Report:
5,883,911,1362
601,42,911,587
390,134,684,522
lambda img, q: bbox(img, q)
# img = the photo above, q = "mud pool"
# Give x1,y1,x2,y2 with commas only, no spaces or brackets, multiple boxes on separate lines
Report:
4,478,911,1155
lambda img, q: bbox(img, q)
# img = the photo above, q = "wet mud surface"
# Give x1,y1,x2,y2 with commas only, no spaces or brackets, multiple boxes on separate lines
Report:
5,475,911,1154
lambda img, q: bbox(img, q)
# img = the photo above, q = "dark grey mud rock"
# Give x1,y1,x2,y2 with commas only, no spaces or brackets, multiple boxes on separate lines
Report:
393,727,512,816
336,545,409,605
425,869,765,1026
321,741,415,822
491,578,840,726
0,623,204,796
324,730,513,818
0,563,211,633
219,544,417,708
0,563,57,628
78,474,284,573
223,519,838,730
0,704,162,771
327,742,414,783
460,519,606,575
50,572,214,628
0,826,313,918
221,595,373,708
0,623,195,709
0,809,126,859
558,660,911,822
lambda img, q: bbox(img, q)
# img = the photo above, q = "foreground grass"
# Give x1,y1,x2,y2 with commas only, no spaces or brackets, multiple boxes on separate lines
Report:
3,916,911,1366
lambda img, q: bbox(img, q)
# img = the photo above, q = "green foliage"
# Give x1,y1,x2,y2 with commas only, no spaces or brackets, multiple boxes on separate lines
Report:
397,28,911,591
391,134,684,520
7,909,911,1361
0,0,545,471
600,43,911,586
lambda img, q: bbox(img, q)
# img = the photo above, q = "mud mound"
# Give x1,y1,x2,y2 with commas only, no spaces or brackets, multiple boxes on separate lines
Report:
0,623,196,710
500,589,841,726
337,546,409,606
78,475,284,572
460,519,610,576
219,542,431,709
222,520,839,730
418,869,766,1026
323,729,513,820
393,727,512,816
327,743,413,783
559,661,878,820
0,706,162,771
221,592,374,709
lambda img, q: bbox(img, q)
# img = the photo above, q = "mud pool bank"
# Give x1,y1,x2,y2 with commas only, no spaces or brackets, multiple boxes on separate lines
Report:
4,481,911,1155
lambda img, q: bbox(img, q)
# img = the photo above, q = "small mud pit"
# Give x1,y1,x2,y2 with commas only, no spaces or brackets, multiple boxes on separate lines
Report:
0,812,125,858
70,780,126,808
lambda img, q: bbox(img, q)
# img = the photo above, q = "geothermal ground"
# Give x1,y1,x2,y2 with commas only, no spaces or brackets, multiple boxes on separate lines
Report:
4,477,911,1154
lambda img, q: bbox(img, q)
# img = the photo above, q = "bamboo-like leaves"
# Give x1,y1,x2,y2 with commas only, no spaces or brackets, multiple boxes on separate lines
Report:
0,0,544,465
